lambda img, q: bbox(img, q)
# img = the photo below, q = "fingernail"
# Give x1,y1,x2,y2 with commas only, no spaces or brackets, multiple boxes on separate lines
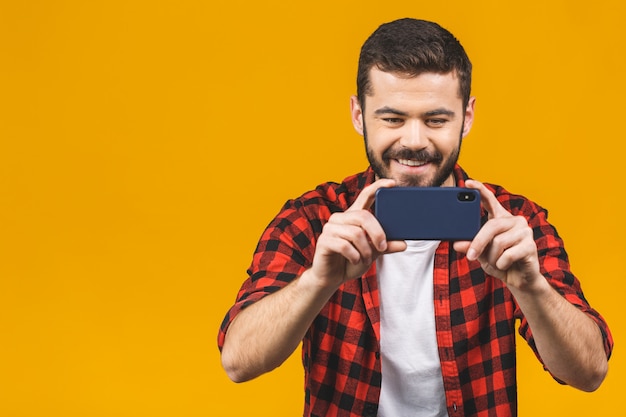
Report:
379,240,388,252
467,248,477,260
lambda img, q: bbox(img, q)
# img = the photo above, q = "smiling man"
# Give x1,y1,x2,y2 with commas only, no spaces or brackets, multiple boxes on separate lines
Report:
354,69,471,188
218,18,613,417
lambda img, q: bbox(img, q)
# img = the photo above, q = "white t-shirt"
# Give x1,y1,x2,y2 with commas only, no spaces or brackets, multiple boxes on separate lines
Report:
376,240,448,417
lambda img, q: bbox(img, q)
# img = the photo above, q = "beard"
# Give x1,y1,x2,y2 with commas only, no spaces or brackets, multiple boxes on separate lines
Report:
364,124,462,188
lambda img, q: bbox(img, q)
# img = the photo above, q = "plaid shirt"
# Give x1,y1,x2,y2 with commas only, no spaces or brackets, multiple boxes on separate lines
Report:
218,165,613,417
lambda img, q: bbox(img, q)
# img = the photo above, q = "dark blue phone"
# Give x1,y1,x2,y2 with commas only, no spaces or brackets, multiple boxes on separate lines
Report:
374,187,481,241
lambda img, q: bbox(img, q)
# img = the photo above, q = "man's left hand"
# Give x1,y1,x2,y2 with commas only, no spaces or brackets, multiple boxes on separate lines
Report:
453,179,542,290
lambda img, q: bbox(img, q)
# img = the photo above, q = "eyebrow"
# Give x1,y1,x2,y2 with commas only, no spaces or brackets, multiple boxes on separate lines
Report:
373,106,456,118
423,108,456,117
373,106,409,116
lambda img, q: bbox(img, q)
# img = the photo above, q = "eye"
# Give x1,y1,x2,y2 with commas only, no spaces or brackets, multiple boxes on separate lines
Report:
382,117,404,125
426,118,448,127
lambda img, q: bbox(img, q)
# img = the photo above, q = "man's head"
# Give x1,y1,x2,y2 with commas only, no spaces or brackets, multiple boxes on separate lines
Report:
357,18,472,111
351,18,475,188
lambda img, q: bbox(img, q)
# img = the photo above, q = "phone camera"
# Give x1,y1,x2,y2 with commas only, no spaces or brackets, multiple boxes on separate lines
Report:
458,192,476,202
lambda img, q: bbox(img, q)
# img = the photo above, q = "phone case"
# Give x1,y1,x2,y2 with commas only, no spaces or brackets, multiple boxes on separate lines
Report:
374,187,481,241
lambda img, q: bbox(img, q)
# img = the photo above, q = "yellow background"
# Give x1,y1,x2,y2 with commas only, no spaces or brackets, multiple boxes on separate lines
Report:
0,1,623,416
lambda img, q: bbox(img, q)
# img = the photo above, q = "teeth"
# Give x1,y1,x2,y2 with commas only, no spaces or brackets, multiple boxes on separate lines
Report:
398,159,427,167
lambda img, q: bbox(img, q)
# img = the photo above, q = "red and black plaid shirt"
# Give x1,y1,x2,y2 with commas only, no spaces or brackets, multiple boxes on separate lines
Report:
218,165,613,417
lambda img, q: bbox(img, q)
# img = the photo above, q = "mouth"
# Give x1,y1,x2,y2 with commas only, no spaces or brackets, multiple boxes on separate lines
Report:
396,158,429,167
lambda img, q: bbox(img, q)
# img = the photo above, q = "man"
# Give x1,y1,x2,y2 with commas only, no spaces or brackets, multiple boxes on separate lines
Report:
217,18,613,417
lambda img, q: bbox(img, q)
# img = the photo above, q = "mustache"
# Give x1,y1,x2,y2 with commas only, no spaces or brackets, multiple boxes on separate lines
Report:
382,147,444,163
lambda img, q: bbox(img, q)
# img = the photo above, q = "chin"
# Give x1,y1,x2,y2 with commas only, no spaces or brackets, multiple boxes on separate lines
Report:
387,170,435,187
398,178,435,188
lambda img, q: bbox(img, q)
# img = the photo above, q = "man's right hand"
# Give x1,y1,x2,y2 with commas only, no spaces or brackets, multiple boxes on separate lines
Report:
307,179,407,289
221,179,406,383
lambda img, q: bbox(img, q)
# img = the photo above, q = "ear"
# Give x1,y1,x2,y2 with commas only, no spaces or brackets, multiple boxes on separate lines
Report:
350,95,364,136
461,96,476,138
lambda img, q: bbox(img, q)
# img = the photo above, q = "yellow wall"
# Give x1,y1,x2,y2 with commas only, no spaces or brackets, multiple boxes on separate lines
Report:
0,1,623,416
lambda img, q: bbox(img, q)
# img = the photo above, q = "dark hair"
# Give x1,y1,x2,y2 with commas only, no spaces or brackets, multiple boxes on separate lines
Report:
357,18,472,108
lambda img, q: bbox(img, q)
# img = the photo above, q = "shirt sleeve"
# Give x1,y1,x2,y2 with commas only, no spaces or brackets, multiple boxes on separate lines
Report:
217,198,321,351
512,197,614,373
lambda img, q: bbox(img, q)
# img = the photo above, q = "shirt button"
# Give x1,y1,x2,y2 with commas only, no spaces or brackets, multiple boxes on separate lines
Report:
375,351,380,359
363,404,377,416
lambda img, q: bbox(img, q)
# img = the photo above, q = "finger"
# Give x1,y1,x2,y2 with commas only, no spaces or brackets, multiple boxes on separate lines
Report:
324,219,383,264
464,179,510,219
480,243,528,274
453,240,471,254
348,178,396,212
465,217,518,261
359,213,390,252
385,240,407,254
336,224,376,265
494,245,526,271
329,210,388,252
320,235,362,265
493,226,536,271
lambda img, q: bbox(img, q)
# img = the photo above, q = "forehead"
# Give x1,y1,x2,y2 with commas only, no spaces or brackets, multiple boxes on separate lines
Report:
365,68,463,110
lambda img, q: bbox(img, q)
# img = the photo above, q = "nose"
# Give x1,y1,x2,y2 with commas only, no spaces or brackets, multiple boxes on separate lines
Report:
399,120,428,150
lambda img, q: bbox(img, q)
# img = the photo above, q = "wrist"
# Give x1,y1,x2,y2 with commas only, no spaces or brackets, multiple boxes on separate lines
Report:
507,272,552,299
298,268,343,299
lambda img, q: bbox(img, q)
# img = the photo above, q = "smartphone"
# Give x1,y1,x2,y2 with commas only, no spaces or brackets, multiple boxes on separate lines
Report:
374,187,481,241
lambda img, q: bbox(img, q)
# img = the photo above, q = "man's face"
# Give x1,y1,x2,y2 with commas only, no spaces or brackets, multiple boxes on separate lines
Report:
351,68,475,187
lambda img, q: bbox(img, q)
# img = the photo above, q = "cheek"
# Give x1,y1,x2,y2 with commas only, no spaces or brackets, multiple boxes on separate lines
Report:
441,140,460,155
435,127,463,152
368,126,399,149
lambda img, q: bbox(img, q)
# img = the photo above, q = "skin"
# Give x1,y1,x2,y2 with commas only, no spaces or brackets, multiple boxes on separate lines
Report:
352,69,474,188
454,179,607,392
221,69,608,391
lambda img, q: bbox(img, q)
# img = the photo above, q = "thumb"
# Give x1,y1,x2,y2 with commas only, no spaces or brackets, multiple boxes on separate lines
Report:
385,240,407,254
348,178,396,212
453,240,471,254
